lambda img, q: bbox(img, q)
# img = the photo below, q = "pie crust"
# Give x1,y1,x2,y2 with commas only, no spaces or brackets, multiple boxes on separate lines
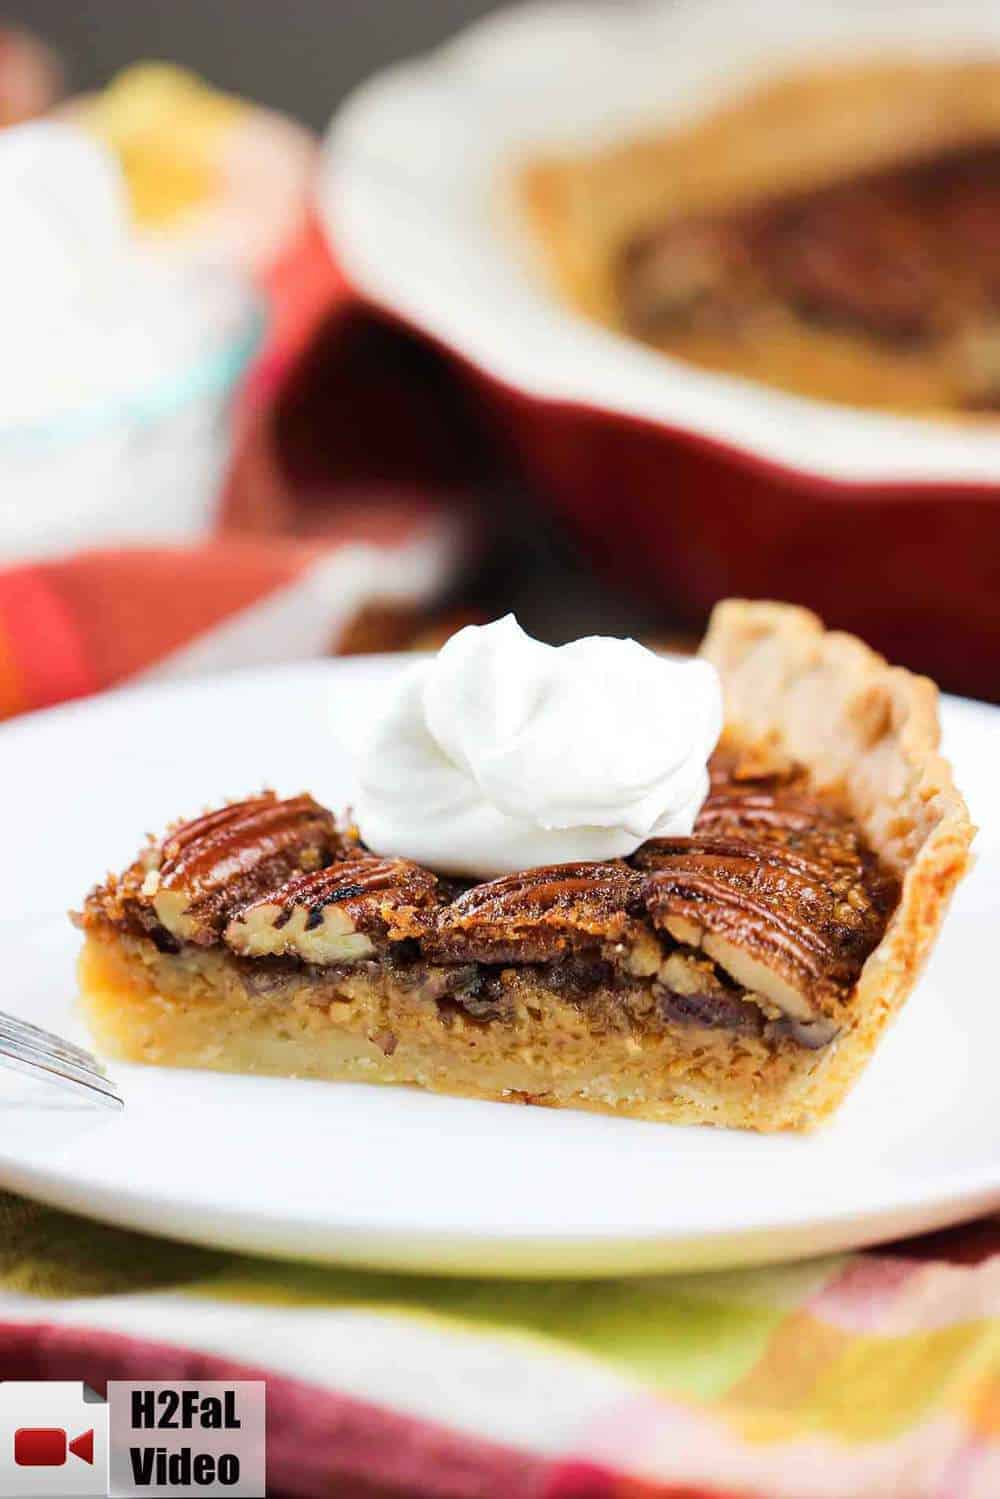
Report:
74,601,973,1131
700,600,973,1118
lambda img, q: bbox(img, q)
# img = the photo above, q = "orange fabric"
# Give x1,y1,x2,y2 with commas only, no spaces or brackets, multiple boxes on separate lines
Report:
0,566,96,715
0,627,25,719
40,541,325,689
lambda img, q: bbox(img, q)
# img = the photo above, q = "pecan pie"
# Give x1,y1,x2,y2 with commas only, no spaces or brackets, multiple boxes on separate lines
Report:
74,602,972,1131
522,58,1000,413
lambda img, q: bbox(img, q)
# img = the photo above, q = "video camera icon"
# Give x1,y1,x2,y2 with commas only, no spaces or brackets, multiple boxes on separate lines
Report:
1,1384,105,1496
14,1428,95,1467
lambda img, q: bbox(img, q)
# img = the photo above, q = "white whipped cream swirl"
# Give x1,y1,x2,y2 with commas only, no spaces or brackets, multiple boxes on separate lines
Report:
354,616,723,878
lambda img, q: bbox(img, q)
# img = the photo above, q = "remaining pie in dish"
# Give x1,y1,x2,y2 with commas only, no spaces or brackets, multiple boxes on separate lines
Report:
74,601,972,1131
521,59,1000,413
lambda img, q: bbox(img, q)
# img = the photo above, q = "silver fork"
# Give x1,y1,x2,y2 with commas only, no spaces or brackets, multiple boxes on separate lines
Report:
0,1011,123,1110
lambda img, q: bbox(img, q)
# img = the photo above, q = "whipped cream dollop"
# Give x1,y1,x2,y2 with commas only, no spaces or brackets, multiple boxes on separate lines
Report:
354,616,723,878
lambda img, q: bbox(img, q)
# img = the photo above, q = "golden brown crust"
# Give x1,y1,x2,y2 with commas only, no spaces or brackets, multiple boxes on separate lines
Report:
700,600,973,874
700,598,974,1120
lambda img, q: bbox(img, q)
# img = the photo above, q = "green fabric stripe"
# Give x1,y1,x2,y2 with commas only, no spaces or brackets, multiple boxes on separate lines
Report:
200,1260,785,1398
0,1192,787,1397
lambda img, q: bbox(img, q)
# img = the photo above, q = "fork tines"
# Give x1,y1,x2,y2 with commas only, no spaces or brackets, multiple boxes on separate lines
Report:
0,1011,123,1110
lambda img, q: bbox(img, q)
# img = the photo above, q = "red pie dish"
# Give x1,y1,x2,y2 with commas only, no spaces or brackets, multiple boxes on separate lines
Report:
321,0,1000,700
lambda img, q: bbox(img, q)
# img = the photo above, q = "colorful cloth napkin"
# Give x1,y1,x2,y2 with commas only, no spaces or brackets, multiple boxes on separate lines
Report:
1,1193,997,1498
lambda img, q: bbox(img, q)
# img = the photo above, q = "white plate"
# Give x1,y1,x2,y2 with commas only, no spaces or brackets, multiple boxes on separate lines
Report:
322,0,1000,485
0,658,997,1276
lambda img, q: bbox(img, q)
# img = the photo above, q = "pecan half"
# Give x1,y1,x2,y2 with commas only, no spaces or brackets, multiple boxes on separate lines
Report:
424,862,651,966
637,831,889,1020
225,856,442,964
696,779,873,870
753,183,941,344
142,794,341,945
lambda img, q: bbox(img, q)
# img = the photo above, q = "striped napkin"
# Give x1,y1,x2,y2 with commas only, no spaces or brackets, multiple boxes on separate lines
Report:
1,1193,997,1498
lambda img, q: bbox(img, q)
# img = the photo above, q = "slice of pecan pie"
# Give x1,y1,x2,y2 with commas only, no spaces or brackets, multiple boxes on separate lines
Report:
74,602,972,1131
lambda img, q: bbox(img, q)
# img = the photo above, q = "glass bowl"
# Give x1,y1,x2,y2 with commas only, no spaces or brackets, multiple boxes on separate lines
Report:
0,270,265,564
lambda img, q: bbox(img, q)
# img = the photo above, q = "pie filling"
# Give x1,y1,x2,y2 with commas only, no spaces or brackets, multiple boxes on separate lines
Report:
74,756,899,1117
616,139,1000,411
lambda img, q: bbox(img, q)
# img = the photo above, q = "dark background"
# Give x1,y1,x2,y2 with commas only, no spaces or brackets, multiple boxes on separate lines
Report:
5,0,511,128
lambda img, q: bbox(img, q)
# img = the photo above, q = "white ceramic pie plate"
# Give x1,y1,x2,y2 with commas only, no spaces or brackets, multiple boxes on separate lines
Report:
1,658,997,1276
322,0,1000,485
